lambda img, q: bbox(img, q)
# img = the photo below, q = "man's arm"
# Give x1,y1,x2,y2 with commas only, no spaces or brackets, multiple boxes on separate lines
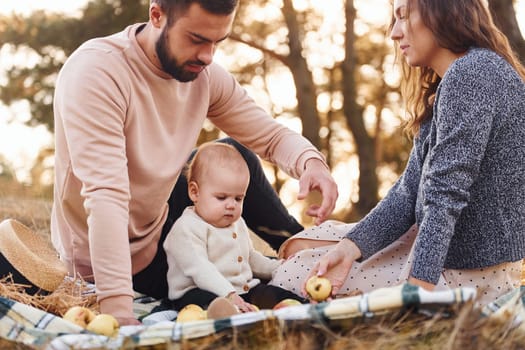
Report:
206,64,339,223
54,48,137,324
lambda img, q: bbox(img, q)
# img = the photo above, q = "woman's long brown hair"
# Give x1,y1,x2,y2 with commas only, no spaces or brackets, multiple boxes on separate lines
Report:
392,0,525,136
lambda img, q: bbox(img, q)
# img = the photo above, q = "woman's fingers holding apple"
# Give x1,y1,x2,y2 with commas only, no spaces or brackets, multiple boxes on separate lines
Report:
325,238,362,295
321,244,357,295
302,239,359,298
301,264,318,298
305,276,332,301
303,263,337,300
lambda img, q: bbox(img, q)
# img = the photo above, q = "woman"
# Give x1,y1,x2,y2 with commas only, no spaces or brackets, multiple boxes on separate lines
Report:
270,0,525,306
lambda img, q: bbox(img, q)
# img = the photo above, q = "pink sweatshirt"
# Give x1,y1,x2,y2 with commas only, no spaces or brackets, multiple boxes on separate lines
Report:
51,23,325,319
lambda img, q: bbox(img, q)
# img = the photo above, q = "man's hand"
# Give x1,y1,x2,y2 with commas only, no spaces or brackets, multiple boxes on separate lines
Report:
297,158,338,225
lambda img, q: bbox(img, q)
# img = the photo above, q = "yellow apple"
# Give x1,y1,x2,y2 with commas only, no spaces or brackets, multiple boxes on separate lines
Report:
86,314,120,337
63,306,96,328
176,304,207,323
305,276,332,302
272,298,302,310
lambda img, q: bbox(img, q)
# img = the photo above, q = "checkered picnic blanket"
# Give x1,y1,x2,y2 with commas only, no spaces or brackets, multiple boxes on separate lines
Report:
0,283,522,349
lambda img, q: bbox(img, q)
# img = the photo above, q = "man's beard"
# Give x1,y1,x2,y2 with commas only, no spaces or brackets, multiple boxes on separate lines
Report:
155,26,204,82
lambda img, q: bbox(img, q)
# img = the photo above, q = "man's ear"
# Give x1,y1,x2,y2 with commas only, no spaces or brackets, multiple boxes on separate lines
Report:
188,181,199,202
149,2,165,29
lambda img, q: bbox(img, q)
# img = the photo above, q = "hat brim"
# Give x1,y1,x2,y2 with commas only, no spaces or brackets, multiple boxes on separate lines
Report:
0,254,42,295
0,219,67,294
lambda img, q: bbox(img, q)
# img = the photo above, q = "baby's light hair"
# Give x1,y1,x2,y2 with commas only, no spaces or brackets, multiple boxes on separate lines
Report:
186,142,249,184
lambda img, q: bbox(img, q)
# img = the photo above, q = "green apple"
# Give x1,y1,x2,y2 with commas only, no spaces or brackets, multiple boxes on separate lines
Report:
272,298,302,310
63,306,96,328
176,304,207,323
86,314,120,337
305,276,332,301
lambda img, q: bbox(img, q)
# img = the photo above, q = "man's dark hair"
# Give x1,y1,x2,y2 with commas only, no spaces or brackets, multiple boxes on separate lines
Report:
153,0,238,26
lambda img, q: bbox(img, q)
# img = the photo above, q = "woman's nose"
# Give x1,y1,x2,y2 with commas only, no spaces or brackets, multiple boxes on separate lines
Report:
390,20,402,41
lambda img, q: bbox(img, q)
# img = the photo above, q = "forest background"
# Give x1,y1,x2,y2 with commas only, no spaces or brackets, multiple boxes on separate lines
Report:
0,0,524,227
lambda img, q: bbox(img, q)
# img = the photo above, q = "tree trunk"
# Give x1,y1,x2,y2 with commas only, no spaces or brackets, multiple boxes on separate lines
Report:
281,0,322,149
488,0,525,64
341,0,378,218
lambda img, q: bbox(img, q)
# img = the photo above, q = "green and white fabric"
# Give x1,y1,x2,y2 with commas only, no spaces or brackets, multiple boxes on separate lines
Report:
0,283,521,349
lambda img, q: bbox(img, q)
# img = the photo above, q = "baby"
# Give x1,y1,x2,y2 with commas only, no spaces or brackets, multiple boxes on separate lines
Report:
163,142,305,314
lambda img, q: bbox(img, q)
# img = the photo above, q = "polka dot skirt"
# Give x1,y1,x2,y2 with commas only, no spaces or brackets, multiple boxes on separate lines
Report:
269,221,522,307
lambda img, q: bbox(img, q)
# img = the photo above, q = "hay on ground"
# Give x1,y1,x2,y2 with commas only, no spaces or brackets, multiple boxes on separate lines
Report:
0,275,98,317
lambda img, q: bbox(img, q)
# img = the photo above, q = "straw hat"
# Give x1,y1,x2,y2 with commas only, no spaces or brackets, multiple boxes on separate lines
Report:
0,218,67,294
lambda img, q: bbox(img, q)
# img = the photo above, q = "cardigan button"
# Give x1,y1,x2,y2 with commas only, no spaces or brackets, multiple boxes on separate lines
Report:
243,285,249,292
237,256,243,263
232,232,237,239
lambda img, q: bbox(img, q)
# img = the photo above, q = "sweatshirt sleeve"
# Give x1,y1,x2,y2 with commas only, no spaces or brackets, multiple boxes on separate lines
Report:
205,63,326,179
410,60,496,284
54,48,135,318
345,141,421,259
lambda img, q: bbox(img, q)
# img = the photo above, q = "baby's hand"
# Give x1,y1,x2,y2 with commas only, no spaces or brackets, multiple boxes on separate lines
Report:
228,293,257,313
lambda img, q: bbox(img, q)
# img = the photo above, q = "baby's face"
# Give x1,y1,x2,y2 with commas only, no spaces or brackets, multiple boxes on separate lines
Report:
192,166,249,228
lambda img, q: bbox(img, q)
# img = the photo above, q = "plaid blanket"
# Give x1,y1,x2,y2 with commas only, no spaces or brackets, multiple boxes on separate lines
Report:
0,283,522,349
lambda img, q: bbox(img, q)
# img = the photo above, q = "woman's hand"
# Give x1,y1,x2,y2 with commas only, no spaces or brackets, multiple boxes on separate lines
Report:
302,238,361,299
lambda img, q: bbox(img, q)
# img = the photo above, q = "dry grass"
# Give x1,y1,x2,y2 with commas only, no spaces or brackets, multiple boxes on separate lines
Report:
122,304,525,349
0,275,98,317
0,196,52,235
1,191,525,349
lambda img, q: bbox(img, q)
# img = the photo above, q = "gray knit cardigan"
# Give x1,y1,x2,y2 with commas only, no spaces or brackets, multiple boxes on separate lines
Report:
346,48,525,284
